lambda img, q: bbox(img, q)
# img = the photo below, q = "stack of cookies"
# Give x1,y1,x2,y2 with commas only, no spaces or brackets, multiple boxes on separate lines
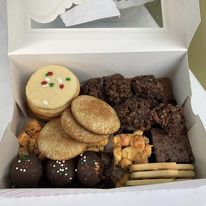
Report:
38,95,121,160
26,65,80,120
126,163,195,186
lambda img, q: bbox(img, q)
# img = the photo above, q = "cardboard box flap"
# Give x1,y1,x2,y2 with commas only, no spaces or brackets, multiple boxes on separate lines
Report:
7,0,200,54
164,0,201,48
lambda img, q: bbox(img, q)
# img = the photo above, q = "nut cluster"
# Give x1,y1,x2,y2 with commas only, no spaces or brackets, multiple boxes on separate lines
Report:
17,120,42,157
113,131,152,170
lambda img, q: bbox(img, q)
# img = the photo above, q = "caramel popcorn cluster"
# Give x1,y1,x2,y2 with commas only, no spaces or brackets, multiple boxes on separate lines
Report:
17,119,42,157
113,131,152,170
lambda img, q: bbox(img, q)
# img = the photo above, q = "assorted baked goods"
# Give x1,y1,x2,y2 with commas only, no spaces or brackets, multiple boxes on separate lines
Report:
9,66,195,188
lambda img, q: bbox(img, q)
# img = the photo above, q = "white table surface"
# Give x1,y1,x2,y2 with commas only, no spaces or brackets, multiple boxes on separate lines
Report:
0,0,206,205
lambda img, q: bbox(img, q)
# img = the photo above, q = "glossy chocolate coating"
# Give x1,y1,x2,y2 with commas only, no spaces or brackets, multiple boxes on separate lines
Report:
46,159,76,187
77,152,103,187
10,155,43,188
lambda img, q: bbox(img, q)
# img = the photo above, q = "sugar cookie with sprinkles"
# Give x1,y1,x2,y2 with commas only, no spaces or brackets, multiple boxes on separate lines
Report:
26,65,80,119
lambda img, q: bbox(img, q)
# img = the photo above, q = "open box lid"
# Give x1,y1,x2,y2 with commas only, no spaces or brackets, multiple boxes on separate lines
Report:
7,0,200,55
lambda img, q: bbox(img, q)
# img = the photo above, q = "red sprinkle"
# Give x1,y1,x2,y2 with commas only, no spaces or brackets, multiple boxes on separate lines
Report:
47,71,53,76
59,84,64,89
41,80,47,85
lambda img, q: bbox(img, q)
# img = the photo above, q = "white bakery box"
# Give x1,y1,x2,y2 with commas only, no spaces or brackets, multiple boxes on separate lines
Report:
0,0,206,204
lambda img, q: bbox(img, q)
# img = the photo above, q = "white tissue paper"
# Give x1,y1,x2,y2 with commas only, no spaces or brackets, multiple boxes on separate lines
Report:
60,0,120,27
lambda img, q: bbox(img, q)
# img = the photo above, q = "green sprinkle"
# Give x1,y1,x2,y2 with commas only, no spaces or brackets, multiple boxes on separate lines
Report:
49,83,54,87
66,77,71,81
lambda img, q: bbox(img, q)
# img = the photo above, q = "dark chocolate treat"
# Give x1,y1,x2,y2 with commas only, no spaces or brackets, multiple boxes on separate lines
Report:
10,155,43,188
132,75,174,103
100,153,112,169
103,164,124,188
80,78,104,100
46,159,76,187
153,104,186,137
115,97,154,131
77,152,103,187
103,74,133,105
151,128,193,163
158,78,174,103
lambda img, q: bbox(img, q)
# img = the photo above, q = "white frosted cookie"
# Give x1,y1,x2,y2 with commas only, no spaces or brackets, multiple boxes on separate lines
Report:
26,65,80,110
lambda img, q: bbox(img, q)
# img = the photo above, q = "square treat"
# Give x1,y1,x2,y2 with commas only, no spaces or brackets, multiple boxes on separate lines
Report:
151,128,193,163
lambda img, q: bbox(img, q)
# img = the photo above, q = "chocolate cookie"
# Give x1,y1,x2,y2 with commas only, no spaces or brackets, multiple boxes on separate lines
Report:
103,74,133,106
132,75,174,104
80,78,104,100
115,97,154,131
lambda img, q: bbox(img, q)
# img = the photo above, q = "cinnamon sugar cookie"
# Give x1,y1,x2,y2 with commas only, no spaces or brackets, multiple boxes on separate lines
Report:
71,95,120,135
38,118,87,160
61,108,108,143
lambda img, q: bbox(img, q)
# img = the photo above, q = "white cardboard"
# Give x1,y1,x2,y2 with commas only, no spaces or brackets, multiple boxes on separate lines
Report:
0,0,10,82
0,82,12,107
1,185,206,206
7,0,201,54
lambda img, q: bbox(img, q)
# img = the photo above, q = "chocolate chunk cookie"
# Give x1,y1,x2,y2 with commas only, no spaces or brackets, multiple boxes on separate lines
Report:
115,97,154,131
103,74,133,106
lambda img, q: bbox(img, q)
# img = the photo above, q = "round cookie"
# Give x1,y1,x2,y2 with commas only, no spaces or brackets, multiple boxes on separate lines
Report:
61,109,109,143
27,82,80,120
38,118,87,160
27,98,71,119
71,95,120,135
26,65,79,110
